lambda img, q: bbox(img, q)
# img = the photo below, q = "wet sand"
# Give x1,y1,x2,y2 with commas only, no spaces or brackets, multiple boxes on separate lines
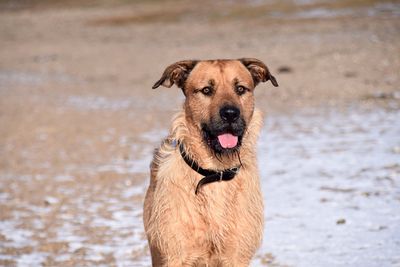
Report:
0,1,399,266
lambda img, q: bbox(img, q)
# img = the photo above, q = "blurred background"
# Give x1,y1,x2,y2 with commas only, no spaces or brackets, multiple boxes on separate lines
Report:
0,0,399,266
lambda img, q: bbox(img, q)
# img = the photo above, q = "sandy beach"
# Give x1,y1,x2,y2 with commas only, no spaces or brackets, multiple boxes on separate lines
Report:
1,0,399,266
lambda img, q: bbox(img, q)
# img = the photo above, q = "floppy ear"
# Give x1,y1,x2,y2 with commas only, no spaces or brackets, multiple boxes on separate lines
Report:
239,58,278,87
152,60,198,89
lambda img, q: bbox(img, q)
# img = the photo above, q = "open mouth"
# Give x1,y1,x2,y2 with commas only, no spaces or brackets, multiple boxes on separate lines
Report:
202,123,244,154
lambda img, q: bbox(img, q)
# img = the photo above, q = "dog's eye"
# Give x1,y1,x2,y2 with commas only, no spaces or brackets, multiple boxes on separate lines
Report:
201,86,213,96
236,85,247,95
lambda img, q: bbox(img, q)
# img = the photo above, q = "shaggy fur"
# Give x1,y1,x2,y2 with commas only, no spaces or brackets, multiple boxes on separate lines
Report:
143,58,277,266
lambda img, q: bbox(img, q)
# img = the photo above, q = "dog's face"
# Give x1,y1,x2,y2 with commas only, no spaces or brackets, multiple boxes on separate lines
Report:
153,58,278,154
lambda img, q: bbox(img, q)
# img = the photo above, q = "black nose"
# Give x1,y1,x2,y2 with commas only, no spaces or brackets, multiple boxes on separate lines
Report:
220,106,240,123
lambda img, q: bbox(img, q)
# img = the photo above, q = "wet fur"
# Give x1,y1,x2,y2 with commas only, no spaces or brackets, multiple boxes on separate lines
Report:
143,59,277,266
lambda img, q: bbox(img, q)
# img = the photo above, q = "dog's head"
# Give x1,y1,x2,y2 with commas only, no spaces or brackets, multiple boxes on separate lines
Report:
153,58,278,154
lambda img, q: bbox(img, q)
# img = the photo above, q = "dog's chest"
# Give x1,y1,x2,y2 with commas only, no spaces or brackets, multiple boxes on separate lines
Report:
193,186,240,241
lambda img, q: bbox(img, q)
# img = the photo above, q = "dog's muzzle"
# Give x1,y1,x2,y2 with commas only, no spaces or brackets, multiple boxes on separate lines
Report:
202,105,245,154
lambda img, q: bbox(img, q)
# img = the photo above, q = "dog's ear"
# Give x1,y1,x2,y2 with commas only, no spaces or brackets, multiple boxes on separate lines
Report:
152,60,198,89
239,58,278,87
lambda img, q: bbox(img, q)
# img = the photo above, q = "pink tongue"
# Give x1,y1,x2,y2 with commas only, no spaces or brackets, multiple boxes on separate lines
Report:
217,133,238,149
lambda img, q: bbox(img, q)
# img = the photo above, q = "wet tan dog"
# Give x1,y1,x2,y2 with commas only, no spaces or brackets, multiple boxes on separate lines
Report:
143,58,278,266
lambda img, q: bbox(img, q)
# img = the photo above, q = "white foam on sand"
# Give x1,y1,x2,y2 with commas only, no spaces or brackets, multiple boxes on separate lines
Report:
255,107,400,266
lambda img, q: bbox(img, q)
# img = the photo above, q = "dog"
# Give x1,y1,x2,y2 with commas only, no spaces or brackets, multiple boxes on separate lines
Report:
143,58,278,266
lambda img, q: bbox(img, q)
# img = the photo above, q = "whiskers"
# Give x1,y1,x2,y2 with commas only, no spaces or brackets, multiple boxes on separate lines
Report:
213,148,243,169
235,150,243,169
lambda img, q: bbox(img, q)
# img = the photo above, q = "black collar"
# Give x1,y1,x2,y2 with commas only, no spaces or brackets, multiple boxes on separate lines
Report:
178,142,240,194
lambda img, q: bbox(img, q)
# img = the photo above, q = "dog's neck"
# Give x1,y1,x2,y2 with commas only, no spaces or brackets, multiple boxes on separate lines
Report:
178,141,240,194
